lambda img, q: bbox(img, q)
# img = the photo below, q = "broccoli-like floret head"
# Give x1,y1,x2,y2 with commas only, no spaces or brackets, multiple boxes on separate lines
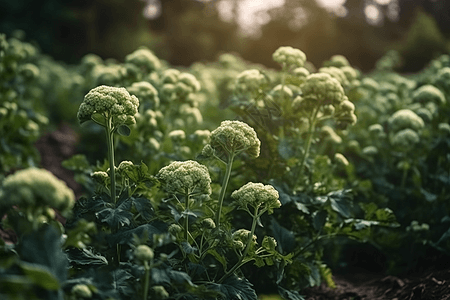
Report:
157,160,211,195
319,67,349,87
207,120,261,159
231,182,281,215
1,168,75,215
300,73,345,105
390,128,420,150
233,229,257,248
388,109,424,133
78,85,139,127
273,46,306,68
360,77,379,92
323,55,350,68
125,47,161,71
412,85,446,105
127,81,159,109
92,64,126,86
235,69,267,94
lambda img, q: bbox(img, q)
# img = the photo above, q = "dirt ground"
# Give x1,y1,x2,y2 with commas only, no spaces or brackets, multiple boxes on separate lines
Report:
301,267,450,300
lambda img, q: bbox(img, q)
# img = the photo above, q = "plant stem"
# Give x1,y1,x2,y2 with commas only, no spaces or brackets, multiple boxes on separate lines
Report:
105,116,116,204
296,106,320,185
184,192,190,241
215,153,235,229
143,260,150,300
218,207,259,283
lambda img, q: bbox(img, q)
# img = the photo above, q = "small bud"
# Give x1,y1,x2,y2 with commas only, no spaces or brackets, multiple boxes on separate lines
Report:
201,218,216,229
72,284,92,298
134,245,154,261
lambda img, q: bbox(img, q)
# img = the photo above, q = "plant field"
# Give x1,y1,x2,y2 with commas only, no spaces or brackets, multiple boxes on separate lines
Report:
1,32,450,300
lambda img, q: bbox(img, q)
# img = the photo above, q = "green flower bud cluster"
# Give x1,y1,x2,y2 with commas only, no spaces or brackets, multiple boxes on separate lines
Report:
434,67,450,93
273,46,306,68
368,124,386,138
127,81,160,109
262,236,278,251
232,182,281,215
270,84,293,98
151,285,170,299
406,220,430,232
71,284,92,298
233,229,257,250
412,85,446,105
204,120,261,160
334,98,358,126
1,168,75,216
201,218,216,229
134,244,154,261
91,64,127,86
321,126,342,144
438,123,450,135
362,146,378,156
77,85,139,127
293,73,346,114
323,55,350,68
125,47,161,72
235,69,267,94
334,153,349,166
168,130,186,143
319,67,349,87
19,63,40,79
157,160,211,195
161,69,201,101
388,109,424,133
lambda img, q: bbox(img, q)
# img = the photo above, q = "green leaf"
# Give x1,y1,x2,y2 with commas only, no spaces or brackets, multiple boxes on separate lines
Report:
210,275,257,300
132,197,154,221
19,262,60,290
66,247,108,267
277,286,305,300
205,249,227,270
270,218,295,254
91,113,106,127
312,210,327,231
327,189,353,218
182,241,198,255
117,124,131,136
18,226,68,285
107,223,164,246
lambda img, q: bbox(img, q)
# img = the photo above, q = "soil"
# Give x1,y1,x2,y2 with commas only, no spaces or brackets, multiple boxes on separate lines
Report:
301,267,450,300
6,125,450,299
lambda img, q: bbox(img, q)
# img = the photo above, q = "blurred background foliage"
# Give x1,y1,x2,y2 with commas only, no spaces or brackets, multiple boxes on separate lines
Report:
0,0,449,72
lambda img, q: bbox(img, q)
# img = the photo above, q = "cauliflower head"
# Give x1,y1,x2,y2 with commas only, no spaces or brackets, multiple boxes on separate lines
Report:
1,168,75,215
390,128,420,150
273,46,306,68
207,120,261,159
127,81,159,109
300,73,345,105
125,47,161,71
231,182,281,215
412,85,446,105
388,109,424,133
78,85,139,127
157,160,211,195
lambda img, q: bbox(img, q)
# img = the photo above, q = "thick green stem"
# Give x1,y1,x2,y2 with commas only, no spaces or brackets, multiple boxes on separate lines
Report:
184,192,190,241
143,260,150,300
218,207,259,283
215,153,235,229
296,106,320,185
105,116,116,204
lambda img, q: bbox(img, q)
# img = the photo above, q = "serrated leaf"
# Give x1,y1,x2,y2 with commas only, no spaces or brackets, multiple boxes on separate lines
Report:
107,223,164,246
133,197,154,221
96,207,133,228
66,247,108,267
117,124,131,136
211,275,257,300
270,218,295,254
278,286,305,300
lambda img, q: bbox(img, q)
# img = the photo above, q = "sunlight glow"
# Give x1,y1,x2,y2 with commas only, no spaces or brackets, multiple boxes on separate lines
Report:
365,4,381,25
143,0,161,20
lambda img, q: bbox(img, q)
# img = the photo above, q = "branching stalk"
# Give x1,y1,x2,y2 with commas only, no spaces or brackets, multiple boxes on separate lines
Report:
143,260,150,300
218,206,259,283
105,115,116,204
215,153,235,228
